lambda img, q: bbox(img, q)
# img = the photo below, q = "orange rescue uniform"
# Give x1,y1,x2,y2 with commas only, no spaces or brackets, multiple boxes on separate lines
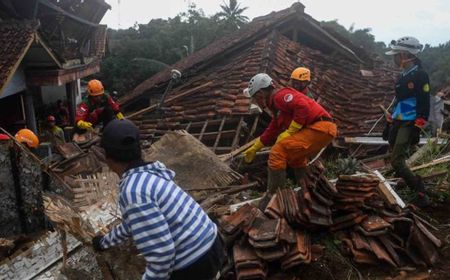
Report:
259,87,337,170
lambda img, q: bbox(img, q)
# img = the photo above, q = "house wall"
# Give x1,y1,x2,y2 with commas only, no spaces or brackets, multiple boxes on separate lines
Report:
40,79,82,106
0,66,26,99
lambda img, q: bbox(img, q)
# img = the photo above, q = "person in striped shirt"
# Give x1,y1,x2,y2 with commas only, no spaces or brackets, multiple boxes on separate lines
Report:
92,119,224,280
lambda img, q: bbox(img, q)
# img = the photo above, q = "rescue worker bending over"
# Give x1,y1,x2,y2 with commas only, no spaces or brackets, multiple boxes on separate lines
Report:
289,67,315,99
75,79,124,130
385,36,431,207
242,73,337,206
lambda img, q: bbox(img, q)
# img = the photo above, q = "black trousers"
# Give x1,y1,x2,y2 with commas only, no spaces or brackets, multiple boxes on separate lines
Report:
170,235,225,280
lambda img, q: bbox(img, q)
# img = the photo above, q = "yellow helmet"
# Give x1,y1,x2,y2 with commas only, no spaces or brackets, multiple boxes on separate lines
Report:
87,79,104,96
290,67,311,82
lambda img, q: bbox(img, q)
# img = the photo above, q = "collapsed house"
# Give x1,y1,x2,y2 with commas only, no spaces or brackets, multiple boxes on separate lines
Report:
0,2,448,280
120,2,396,153
0,0,109,134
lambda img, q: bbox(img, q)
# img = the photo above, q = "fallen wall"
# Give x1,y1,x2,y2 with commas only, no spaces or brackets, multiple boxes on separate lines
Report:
0,140,45,238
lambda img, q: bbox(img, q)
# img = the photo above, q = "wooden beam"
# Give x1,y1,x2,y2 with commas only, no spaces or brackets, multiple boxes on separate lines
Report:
198,119,209,141
231,117,244,150
219,138,258,162
373,170,405,208
213,117,227,152
184,121,192,133
126,82,213,119
411,155,450,171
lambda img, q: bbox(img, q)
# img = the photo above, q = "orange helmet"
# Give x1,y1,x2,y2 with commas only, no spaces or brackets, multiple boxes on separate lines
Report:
15,129,39,148
87,79,104,96
290,67,311,82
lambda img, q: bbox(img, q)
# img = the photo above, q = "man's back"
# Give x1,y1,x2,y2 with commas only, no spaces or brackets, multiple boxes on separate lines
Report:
102,161,217,278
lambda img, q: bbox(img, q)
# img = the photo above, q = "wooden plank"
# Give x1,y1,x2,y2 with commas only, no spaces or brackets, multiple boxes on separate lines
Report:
219,138,258,162
231,116,244,150
184,121,192,133
126,82,213,119
245,115,260,144
198,119,209,141
344,136,446,145
373,170,405,208
411,155,450,171
213,117,227,152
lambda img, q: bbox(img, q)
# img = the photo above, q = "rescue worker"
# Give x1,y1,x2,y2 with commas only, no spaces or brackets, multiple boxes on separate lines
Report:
75,79,124,131
15,128,39,149
289,67,315,99
44,115,65,144
92,119,224,280
242,73,337,206
385,36,431,207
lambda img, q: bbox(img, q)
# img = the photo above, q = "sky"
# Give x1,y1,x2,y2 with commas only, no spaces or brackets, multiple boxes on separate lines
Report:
101,0,450,46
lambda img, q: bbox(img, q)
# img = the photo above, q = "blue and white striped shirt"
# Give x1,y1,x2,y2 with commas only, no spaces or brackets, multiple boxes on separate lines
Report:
100,161,217,280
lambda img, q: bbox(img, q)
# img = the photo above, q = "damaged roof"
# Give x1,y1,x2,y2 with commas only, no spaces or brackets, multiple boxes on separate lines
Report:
124,2,397,137
121,2,367,106
0,21,37,95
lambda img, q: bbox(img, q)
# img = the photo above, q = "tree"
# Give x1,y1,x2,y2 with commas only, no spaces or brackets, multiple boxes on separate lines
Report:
217,0,249,29
98,3,248,96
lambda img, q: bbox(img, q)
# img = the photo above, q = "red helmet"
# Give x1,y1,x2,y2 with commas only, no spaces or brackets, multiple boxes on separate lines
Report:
47,115,56,122
0,134,10,140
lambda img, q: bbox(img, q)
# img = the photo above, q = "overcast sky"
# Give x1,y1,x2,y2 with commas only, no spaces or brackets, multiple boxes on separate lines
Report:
101,0,450,46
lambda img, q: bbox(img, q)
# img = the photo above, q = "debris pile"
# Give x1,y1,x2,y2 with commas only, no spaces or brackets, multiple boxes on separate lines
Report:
219,162,442,278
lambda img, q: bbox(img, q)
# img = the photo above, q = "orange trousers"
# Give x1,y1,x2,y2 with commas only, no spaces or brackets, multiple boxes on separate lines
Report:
268,121,337,170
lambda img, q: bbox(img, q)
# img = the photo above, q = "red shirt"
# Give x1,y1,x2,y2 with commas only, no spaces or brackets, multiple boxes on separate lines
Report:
259,87,332,145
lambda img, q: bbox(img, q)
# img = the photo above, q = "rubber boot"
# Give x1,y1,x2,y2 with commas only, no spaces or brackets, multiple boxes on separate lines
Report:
293,167,307,187
259,168,286,211
410,175,430,208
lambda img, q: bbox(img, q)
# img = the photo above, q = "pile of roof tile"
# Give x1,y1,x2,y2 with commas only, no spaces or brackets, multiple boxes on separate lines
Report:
219,162,441,278
222,204,318,279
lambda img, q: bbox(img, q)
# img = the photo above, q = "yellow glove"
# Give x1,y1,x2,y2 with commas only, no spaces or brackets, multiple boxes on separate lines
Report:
242,138,265,163
276,120,302,143
77,120,93,130
116,112,124,119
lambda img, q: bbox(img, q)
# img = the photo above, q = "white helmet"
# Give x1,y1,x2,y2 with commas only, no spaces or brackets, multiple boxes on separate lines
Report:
385,36,423,55
243,73,273,97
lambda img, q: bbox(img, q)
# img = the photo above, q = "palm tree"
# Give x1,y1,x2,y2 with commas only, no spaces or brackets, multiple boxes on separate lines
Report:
217,0,249,29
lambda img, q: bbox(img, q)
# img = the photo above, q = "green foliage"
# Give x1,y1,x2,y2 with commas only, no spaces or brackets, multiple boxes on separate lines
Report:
323,156,361,179
98,2,249,95
320,20,387,58
419,42,450,91
217,0,249,30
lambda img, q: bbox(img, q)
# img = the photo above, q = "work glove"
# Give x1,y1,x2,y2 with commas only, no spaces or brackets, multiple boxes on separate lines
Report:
116,112,124,120
92,235,105,252
276,120,302,143
242,138,264,163
414,117,426,128
77,120,93,130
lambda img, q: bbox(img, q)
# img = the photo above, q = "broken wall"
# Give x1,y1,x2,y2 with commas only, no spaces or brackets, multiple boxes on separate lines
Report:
0,140,45,237
0,140,21,236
